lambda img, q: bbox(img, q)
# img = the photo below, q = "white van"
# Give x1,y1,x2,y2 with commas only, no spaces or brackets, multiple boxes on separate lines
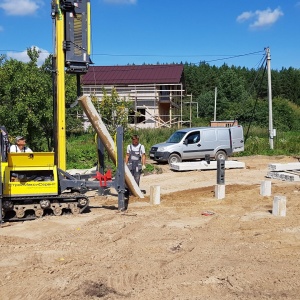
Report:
149,126,244,164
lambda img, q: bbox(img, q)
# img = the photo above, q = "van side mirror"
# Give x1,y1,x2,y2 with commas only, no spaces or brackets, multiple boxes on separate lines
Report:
183,139,188,145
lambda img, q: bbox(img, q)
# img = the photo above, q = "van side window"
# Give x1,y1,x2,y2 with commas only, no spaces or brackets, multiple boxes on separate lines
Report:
167,131,186,143
186,132,200,144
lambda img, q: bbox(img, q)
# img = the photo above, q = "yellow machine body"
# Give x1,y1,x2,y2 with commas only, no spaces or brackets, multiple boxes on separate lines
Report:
3,152,58,197
0,1,94,221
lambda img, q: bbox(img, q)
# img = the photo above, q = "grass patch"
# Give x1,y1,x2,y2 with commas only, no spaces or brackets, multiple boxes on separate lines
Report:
66,126,300,169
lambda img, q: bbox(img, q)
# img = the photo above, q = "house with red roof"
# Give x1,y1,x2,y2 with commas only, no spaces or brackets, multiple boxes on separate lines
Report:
81,64,186,128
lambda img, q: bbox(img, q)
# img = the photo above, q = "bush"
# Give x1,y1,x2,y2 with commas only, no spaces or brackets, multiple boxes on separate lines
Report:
66,126,300,169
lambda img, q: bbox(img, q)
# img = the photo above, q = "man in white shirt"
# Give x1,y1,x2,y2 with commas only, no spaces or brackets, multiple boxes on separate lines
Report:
10,136,33,153
125,134,146,186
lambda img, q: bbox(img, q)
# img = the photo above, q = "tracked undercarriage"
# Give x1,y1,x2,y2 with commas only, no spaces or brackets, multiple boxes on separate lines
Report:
2,193,89,221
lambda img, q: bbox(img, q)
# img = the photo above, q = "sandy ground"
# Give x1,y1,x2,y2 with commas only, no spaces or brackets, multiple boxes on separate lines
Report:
1,155,300,300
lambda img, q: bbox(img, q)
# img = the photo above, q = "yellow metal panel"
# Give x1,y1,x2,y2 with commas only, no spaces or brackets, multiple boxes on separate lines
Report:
3,165,58,197
1,162,8,181
8,152,54,167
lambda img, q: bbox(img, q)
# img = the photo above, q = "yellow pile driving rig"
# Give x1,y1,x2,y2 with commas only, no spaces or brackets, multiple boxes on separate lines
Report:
0,126,103,221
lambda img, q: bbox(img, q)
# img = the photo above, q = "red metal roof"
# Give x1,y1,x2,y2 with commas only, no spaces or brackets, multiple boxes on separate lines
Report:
81,64,184,85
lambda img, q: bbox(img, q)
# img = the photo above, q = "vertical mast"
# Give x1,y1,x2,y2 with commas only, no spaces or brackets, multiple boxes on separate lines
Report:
52,0,91,171
55,0,66,170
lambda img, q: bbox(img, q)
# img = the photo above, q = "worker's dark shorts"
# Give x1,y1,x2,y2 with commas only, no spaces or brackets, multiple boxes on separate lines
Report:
128,161,142,171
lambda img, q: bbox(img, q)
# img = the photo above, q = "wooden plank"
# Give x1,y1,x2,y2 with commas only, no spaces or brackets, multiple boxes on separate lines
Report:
78,95,144,198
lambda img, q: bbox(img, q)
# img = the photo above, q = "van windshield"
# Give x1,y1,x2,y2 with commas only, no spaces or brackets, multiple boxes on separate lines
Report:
166,131,186,143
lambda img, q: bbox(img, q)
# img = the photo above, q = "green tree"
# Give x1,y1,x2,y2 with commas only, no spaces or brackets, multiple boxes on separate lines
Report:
0,49,53,150
65,73,84,133
94,88,132,138
0,48,84,151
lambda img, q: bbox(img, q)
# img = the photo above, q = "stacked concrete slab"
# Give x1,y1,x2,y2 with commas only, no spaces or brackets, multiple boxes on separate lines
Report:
170,160,245,171
266,162,300,182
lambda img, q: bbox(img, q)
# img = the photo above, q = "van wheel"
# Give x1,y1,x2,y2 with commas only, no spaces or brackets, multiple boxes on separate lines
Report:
215,150,227,161
168,153,182,165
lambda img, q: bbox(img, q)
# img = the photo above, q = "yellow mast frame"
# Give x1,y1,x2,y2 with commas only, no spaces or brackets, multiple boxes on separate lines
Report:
55,0,66,171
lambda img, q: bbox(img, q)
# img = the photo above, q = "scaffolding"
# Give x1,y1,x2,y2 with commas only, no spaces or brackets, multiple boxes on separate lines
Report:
82,82,191,128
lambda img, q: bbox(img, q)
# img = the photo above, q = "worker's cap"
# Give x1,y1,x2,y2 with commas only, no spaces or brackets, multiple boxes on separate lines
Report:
15,136,25,142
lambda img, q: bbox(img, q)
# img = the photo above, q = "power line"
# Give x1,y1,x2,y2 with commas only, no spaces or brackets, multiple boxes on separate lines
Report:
0,48,266,67
90,52,264,58
0,48,264,59
191,50,265,65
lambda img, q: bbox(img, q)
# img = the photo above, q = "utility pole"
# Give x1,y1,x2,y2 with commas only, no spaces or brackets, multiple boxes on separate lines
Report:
266,47,274,150
214,87,217,121
189,94,192,127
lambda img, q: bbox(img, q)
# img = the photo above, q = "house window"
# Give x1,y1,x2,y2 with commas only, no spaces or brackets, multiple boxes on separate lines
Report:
128,108,145,124
160,85,170,102
136,108,145,123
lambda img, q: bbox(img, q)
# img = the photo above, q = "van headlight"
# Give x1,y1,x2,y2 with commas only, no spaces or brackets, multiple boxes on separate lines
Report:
157,146,165,151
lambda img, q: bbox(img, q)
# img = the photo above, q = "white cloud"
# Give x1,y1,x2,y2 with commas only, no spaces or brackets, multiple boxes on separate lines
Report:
236,11,255,22
0,0,41,16
7,46,50,66
251,8,283,28
103,0,137,4
237,7,283,29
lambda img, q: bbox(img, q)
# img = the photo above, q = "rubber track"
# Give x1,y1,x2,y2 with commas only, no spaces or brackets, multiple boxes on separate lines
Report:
2,193,89,222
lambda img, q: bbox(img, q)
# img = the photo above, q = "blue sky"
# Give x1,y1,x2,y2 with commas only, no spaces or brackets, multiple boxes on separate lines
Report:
0,0,299,70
